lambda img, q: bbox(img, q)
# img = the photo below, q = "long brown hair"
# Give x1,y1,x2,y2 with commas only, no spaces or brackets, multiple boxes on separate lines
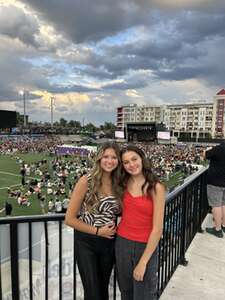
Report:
120,144,161,197
85,142,122,211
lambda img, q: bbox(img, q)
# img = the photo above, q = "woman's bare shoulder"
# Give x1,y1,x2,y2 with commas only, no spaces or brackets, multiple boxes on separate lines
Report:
76,175,89,189
153,182,166,196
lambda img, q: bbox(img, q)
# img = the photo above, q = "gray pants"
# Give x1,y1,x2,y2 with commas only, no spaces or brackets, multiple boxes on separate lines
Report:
115,235,158,300
207,184,225,207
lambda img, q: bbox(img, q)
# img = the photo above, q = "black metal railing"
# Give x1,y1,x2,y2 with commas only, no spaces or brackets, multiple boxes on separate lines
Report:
158,167,208,297
0,168,208,300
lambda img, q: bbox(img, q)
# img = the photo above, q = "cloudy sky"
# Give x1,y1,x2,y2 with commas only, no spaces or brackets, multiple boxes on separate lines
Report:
0,0,225,125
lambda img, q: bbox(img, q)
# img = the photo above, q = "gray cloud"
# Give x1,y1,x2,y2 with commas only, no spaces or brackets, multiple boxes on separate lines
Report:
0,41,55,101
0,5,39,47
102,72,151,91
74,66,115,80
22,0,151,43
48,84,99,94
0,1,225,124
175,11,225,44
14,1,225,86
22,0,225,44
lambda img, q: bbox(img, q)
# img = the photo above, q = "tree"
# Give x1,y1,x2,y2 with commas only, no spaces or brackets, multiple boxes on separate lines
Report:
16,112,24,125
59,118,67,127
102,122,116,131
68,120,81,129
84,123,97,133
99,122,116,138
53,121,60,127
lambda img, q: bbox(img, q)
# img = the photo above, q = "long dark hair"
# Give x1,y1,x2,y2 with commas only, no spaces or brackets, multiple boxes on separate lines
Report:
120,144,161,196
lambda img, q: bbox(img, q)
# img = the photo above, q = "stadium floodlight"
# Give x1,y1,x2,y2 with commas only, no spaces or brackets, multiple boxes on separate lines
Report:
50,96,55,128
19,89,28,128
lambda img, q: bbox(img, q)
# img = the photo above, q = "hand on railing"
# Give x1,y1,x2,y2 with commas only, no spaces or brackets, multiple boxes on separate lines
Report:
98,223,116,239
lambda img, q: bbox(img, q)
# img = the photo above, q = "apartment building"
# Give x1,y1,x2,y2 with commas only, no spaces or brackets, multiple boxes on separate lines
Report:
116,104,137,130
116,102,214,139
164,103,213,139
136,105,163,123
116,104,164,130
212,89,225,138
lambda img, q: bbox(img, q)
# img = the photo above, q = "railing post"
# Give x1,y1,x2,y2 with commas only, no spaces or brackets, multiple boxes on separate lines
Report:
73,230,77,300
198,174,205,233
0,249,2,300
10,223,19,300
44,221,49,300
179,188,188,266
203,171,209,221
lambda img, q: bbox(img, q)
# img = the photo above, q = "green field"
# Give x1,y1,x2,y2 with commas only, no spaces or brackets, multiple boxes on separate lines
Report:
0,153,188,217
0,154,56,216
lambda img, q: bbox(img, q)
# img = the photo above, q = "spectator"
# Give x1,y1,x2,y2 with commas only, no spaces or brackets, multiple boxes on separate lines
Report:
65,142,121,300
62,196,70,213
20,165,26,186
204,141,225,238
55,198,62,213
40,196,46,214
115,145,165,300
47,187,53,195
48,199,55,213
0,201,13,216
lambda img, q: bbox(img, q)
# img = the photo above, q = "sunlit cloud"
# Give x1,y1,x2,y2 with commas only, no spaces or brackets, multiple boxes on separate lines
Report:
31,90,90,106
125,89,143,98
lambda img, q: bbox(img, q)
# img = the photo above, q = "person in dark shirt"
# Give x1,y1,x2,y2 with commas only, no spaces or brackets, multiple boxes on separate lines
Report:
204,141,225,238
20,166,26,186
5,201,13,216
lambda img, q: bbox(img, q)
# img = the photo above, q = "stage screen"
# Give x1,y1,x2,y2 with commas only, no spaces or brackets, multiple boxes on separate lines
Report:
157,131,170,140
126,123,156,142
0,110,17,128
115,130,125,139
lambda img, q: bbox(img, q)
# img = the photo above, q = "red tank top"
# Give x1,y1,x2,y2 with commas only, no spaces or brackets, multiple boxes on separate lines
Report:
117,190,154,243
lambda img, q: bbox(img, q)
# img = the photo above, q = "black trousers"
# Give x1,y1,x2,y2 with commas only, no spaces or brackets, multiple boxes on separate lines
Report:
75,231,115,300
115,235,158,300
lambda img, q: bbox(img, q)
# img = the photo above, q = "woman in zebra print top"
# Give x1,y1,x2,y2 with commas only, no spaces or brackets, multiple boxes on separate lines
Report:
65,142,122,300
78,173,121,227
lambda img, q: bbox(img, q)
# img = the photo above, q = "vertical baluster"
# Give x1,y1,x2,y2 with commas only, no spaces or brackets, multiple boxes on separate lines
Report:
28,222,33,300
10,223,19,300
59,221,62,300
44,221,49,300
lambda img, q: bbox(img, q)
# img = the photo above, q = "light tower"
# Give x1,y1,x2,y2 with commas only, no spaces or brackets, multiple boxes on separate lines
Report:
19,89,29,128
50,96,54,128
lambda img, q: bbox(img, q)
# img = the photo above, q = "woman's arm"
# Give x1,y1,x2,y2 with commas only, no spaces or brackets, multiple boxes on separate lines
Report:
65,175,116,238
133,182,166,281
65,175,97,234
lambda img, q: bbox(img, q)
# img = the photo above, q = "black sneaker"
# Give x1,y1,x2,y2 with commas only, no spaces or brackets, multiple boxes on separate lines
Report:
222,226,225,233
206,227,223,238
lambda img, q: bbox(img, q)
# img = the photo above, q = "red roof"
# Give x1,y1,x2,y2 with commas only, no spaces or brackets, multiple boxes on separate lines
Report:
217,89,225,95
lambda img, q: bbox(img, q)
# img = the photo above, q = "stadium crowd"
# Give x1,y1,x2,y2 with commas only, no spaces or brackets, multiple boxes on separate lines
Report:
0,135,207,215
7,156,91,214
0,135,62,154
134,143,203,179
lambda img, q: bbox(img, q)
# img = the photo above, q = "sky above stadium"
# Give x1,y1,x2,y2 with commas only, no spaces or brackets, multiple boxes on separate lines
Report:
0,0,225,125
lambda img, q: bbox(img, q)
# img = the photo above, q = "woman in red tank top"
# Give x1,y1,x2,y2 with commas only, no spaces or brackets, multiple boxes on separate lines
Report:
115,145,166,300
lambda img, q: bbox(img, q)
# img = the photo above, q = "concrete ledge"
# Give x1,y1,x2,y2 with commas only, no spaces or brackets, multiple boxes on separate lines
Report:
160,214,225,300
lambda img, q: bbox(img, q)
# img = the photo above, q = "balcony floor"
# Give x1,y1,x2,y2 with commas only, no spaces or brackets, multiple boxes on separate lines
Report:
160,214,225,300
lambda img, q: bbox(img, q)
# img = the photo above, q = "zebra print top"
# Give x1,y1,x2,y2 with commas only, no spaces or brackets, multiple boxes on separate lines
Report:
79,175,121,227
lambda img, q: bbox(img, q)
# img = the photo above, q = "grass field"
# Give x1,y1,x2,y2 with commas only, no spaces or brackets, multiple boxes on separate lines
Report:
0,153,188,217
0,154,57,217
167,171,184,189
